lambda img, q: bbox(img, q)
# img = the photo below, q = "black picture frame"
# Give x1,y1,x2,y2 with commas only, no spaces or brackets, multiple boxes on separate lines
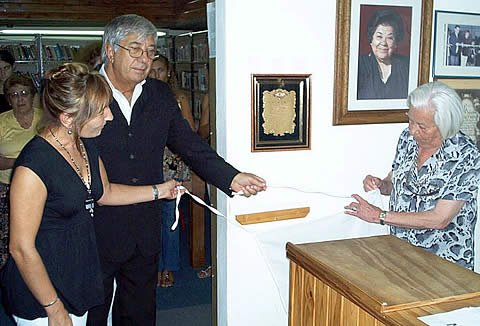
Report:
251,74,311,152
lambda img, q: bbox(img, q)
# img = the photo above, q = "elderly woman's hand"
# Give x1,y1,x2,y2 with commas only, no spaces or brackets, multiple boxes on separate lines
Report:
345,194,383,224
363,175,383,192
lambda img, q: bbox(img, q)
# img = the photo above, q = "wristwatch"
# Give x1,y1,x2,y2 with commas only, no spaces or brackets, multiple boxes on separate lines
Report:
152,184,159,200
379,211,387,225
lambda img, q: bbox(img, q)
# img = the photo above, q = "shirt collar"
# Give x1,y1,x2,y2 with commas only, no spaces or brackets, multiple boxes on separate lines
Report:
99,64,146,94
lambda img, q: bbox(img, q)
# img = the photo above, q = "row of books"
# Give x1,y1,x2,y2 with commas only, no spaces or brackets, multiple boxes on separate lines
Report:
0,44,38,61
0,44,80,62
156,37,175,62
43,45,80,61
192,42,208,63
157,47,175,62
192,67,208,91
176,69,208,92
177,71,192,89
175,44,192,63
172,43,208,63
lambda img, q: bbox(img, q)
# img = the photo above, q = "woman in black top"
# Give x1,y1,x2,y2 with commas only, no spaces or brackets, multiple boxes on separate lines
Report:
3,63,182,326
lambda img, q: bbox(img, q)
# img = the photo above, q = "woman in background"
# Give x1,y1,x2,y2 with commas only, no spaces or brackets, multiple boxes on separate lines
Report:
0,73,41,326
2,63,181,326
149,55,194,288
0,73,43,270
0,50,15,113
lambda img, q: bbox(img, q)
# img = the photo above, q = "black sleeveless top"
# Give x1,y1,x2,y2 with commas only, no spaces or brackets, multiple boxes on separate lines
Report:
2,136,105,319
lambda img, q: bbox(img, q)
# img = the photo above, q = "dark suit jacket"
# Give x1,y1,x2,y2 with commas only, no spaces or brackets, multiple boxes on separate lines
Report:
93,78,239,261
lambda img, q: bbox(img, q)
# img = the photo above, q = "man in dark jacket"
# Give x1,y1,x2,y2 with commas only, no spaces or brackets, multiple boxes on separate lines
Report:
86,14,266,326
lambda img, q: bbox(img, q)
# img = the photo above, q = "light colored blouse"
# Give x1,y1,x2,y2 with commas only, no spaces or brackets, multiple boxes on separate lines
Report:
0,108,43,184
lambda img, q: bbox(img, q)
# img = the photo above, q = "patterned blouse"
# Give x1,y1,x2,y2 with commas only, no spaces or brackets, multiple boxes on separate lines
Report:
390,128,480,270
163,97,192,182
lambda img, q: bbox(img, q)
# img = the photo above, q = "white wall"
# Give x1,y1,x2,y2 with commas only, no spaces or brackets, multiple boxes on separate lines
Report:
215,0,480,325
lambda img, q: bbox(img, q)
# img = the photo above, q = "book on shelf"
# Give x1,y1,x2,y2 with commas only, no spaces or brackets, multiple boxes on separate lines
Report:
177,70,192,89
29,72,42,89
157,37,175,62
192,42,208,63
175,44,192,63
193,66,208,91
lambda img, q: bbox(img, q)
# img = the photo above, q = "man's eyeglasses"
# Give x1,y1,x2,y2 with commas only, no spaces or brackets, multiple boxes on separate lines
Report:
404,163,441,197
8,90,31,99
115,43,156,59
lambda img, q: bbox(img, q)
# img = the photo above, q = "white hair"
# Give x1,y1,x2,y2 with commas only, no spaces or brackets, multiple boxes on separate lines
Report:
406,81,464,140
102,14,157,63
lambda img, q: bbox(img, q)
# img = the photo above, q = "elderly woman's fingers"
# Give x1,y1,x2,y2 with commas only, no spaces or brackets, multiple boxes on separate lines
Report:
363,175,381,192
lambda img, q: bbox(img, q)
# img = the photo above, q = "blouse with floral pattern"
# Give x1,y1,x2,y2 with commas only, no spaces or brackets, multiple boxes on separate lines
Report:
390,128,480,270
162,97,192,182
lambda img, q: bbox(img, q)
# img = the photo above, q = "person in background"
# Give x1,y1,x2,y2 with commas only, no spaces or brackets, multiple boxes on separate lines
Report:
346,81,480,270
149,54,194,288
2,63,181,326
460,30,475,66
357,9,410,100
0,73,41,325
448,25,462,66
0,73,43,268
86,14,266,326
0,50,15,113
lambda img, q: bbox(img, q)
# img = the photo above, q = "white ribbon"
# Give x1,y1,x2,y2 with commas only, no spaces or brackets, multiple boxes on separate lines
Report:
170,185,352,230
172,186,225,230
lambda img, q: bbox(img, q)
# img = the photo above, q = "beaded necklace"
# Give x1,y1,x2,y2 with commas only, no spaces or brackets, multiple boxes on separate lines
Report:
50,129,94,217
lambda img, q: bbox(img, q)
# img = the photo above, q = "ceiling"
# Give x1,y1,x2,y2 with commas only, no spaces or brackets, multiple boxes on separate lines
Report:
0,0,208,32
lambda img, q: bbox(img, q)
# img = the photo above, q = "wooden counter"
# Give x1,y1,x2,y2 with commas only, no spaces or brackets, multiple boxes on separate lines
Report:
286,235,480,325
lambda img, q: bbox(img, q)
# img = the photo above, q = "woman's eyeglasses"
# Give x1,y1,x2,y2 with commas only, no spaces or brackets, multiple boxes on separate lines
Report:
404,163,441,197
8,90,30,99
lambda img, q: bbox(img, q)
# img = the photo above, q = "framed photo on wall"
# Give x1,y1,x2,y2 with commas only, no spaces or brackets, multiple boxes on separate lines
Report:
437,78,480,148
433,11,480,78
251,74,311,152
333,0,433,125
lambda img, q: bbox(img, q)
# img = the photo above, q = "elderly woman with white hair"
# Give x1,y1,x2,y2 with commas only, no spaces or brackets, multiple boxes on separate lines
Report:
346,81,480,270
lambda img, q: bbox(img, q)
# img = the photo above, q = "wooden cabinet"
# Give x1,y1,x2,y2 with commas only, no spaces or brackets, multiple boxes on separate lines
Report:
287,235,480,326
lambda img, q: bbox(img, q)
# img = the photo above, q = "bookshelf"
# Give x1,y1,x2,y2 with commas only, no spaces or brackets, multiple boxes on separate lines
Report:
170,32,209,123
0,34,101,89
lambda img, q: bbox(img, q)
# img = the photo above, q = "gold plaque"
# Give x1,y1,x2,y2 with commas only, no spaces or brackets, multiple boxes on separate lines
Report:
251,74,311,152
262,89,296,136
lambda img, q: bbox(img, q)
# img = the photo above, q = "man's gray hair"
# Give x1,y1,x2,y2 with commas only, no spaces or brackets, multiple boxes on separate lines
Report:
407,81,464,141
102,14,157,63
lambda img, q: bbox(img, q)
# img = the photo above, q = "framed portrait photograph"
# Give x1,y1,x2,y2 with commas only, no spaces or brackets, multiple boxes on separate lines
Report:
251,74,311,152
437,78,480,148
333,0,433,125
433,11,480,78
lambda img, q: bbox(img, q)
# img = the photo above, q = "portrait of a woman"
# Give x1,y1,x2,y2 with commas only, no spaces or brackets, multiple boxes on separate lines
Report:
357,8,410,100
